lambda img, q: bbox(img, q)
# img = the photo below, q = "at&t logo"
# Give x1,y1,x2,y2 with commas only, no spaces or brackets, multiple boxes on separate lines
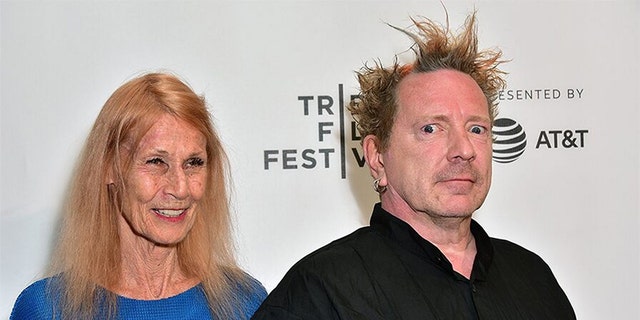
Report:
492,118,527,164
492,117,590,164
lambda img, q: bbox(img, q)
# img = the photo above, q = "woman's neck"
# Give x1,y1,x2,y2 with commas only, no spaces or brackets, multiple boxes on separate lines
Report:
114,226,199,299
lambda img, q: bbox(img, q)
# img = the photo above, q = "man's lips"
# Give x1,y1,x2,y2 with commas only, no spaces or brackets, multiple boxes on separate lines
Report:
435,163,480,185
440,177,475,183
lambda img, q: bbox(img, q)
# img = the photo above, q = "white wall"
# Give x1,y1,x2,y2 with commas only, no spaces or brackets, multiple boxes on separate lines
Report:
1,1,638,319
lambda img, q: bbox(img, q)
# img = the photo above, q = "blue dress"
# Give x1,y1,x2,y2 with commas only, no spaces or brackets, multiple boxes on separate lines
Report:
10,276,267,319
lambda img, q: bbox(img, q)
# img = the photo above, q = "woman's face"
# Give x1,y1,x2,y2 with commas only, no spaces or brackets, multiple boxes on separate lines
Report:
120,114,208,246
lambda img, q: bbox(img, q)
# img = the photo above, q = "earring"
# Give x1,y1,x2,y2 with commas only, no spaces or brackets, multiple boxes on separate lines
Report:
373,178,387,193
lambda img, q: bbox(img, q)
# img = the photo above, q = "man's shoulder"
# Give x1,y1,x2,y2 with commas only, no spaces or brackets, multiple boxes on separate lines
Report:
270,225,389,290
253,226,397,320
490,237,545,259
291,225,382,270
488,237,556,273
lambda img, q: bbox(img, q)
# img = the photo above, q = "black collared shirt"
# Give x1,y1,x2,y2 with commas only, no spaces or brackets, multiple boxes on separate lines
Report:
253,203,576,320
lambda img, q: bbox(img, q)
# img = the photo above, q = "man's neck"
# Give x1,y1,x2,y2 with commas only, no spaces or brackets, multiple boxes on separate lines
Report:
381,201,477,279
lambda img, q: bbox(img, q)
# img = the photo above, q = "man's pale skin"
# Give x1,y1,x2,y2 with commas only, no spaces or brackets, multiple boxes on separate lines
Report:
363,69,493,278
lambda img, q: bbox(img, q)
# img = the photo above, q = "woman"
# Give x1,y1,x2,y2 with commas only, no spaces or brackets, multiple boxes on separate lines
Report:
10,73,266,319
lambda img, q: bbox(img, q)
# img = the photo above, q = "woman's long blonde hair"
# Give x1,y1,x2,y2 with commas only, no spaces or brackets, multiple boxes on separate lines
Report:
47,72,253,319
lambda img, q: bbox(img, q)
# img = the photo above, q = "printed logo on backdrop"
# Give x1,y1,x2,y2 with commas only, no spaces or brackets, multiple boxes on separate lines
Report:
498,88,584,101
263,84,591,173
263,84,362,179
494,86,590,164
492,118,527,164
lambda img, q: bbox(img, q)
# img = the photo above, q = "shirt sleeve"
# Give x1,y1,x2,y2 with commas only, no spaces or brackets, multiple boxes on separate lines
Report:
251,265,340,320
242,276,269,318
10,279,55,320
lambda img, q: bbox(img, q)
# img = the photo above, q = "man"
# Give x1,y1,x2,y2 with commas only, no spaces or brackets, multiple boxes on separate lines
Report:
252,12,575,320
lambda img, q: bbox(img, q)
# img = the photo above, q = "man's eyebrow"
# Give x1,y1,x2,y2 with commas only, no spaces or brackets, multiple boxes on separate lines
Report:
468,115,491,123
419,115,490,123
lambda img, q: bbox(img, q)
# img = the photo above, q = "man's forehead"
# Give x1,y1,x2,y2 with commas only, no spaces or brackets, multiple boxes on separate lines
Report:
397,70,482,94
395,70,489,117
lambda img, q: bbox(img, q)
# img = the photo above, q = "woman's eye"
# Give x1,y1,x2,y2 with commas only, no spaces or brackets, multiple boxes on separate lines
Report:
187,157,205,167
146,157,165,165
422,124,437,134
470,125,486,135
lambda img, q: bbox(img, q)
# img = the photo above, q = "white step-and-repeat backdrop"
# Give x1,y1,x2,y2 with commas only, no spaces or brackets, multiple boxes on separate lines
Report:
1,1,638,319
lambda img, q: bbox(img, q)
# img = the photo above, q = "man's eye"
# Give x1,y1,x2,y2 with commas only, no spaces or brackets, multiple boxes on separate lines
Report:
146,158,165,165
422,124,437,133
470,126,486,134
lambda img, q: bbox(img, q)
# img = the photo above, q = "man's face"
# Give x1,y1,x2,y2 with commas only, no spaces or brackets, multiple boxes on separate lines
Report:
377,69,492,220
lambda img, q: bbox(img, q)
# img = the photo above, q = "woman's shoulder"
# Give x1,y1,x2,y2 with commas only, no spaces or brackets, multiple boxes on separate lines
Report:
232,271,267,300
227,271,268,317
10,277,58,320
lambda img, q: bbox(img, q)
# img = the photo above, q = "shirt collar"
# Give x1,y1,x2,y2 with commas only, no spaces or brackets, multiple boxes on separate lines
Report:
369,202,494,281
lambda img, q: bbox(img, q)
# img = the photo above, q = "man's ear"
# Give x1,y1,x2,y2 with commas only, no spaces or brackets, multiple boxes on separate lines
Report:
363,134,386,185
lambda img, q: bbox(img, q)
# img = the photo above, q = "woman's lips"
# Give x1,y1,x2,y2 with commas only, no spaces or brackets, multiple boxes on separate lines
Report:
153,208,188,221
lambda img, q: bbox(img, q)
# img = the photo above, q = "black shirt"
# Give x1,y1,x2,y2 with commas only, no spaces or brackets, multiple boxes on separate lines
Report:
253,203,576,320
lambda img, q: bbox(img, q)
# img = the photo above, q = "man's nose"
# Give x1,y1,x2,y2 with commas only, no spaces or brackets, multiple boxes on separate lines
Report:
447,129,476,162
